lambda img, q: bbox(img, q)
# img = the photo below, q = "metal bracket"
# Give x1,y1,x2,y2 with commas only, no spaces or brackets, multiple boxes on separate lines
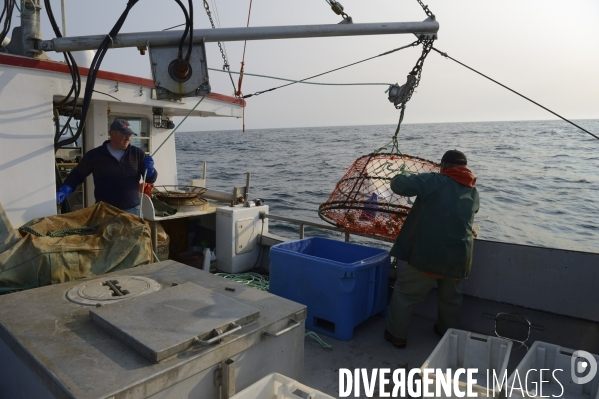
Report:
149,39,211,99
414,32,437,40
213,358,236,399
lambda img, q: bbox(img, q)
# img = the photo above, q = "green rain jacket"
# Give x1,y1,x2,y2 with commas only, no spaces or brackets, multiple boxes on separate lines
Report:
389,167,480,279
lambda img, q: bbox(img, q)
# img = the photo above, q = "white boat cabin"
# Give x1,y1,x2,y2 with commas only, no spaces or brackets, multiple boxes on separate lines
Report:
0,52,244,227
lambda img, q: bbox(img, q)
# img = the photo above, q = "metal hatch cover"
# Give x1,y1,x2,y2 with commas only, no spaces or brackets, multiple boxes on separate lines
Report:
89,282,260,363
66,275,161,305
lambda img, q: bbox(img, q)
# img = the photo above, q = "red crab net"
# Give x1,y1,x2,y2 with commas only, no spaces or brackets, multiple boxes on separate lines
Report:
318,153,439,241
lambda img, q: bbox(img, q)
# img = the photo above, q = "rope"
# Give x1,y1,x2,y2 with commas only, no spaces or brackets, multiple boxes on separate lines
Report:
375,104,406,155
305,331,333,350
139,96,206,259
243,41,420,99
162,22,186,31
236,0,254,132
208,68,391,87
19,224,97,238
432,47,599,141
215,272,270,291
151,96,206,157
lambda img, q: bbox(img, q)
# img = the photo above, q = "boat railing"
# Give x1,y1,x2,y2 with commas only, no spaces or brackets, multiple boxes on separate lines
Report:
260,212,393,244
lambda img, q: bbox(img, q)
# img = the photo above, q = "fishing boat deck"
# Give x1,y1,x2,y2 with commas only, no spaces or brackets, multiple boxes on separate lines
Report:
301,291,596,398
303,314,440,397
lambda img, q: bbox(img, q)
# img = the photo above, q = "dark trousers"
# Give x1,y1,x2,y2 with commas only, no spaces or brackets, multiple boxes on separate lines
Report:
385,265,463,340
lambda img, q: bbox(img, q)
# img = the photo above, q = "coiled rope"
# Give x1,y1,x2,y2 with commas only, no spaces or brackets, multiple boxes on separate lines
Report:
19,224,97,238
214,272,270,291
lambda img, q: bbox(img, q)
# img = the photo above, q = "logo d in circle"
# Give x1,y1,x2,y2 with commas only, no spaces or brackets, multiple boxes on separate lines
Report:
572,350,598,385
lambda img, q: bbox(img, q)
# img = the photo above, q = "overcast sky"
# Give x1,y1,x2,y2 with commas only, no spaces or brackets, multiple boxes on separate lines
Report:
15,0,599,131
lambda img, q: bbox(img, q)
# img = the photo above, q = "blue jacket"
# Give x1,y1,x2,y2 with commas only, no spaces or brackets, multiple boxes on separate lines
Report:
390,168,479,279
64,141,157,210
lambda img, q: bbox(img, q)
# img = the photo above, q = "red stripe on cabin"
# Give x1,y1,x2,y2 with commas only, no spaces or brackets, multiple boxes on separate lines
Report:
0,53,245,106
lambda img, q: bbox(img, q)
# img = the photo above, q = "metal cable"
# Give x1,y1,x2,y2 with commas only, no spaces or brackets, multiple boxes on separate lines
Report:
208,68,391,86
243,41,420,99
432,47,599,141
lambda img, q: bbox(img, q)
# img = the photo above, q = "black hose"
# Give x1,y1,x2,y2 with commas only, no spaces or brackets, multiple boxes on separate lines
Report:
45,0,81,147
185,0,193,62
56,0,140,149
172,0,190,60
0,0,15,47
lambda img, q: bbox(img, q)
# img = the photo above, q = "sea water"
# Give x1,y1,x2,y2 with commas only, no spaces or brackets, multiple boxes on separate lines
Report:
176,119,599,254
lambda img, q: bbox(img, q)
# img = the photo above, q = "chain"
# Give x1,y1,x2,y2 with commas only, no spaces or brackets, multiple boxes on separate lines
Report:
379,38,434,155
403,38,434,106
326,0,352,23
203,0,237,94
415,0,435,19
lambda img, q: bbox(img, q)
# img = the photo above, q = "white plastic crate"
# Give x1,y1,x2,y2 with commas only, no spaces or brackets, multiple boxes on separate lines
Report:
420,329,513,398
231,373,335,399
505,341,599,399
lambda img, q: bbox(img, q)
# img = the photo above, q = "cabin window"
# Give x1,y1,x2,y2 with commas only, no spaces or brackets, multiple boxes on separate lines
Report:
107,115,151,153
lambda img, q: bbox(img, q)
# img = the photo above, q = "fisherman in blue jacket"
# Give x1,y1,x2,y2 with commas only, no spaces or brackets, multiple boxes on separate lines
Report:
56,119,157,215
385,150,479,348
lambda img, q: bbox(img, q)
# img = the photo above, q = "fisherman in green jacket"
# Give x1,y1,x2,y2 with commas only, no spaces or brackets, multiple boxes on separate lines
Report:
384,150,480,348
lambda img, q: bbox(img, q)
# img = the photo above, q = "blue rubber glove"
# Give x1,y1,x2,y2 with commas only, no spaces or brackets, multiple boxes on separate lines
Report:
143,155,155,177
56,184,73,204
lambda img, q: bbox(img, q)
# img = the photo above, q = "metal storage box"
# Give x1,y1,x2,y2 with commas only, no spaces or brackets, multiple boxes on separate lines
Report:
0,261,306,399
269,237,390,340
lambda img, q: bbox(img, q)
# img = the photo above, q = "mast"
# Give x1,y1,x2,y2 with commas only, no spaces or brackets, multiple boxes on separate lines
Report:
20,0,43,58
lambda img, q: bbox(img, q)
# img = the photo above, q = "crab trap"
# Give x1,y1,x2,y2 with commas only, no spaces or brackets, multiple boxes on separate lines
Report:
318,153,438,241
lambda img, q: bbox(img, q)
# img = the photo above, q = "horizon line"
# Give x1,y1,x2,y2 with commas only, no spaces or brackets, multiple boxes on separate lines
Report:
175,117,599,134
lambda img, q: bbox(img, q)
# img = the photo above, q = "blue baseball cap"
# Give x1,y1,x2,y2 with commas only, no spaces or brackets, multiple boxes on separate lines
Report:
110,119,137,136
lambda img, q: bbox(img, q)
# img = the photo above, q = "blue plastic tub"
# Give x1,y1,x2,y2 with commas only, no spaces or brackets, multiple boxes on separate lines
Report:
269,237,390,340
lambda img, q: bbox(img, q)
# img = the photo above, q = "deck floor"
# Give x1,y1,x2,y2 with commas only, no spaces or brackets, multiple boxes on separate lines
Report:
302,310,534,398
303,314,442,397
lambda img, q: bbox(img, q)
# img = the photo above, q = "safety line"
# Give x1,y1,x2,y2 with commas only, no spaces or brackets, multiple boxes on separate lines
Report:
432,47,599,141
